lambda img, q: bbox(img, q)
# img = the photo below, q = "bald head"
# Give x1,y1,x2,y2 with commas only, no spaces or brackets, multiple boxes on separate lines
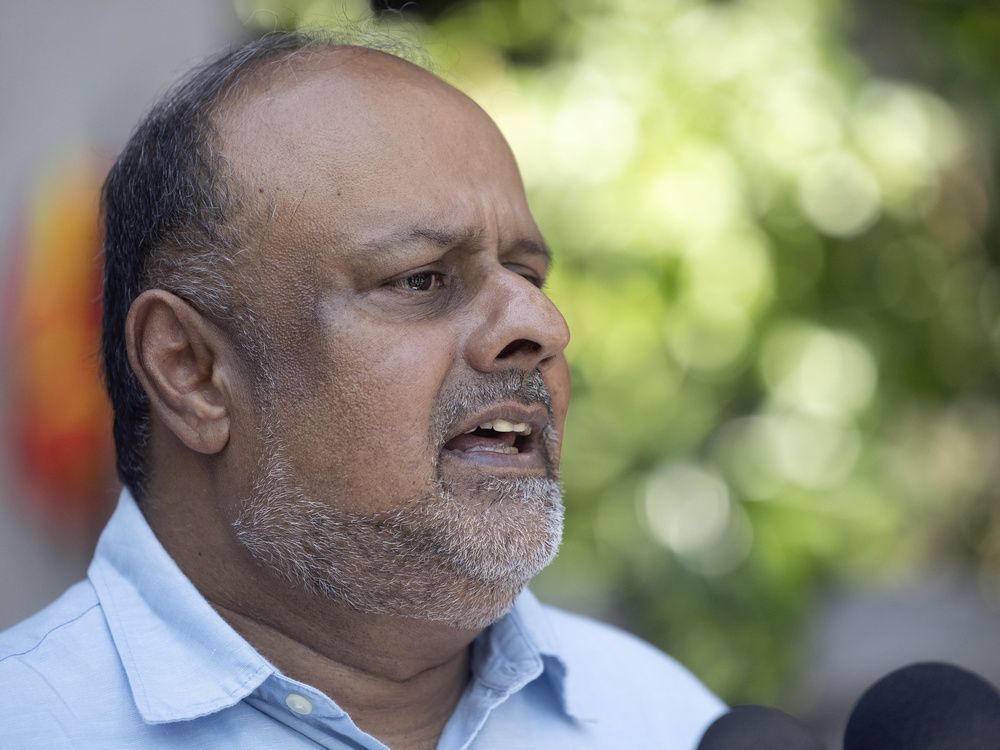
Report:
221,45,519,201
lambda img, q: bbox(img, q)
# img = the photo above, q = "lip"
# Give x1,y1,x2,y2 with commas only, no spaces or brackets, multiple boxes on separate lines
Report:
442,402,549,444
440,401,550,473
440,447,548,472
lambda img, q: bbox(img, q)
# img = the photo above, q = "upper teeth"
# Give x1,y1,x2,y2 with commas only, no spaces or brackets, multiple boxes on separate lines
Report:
465,419,532,435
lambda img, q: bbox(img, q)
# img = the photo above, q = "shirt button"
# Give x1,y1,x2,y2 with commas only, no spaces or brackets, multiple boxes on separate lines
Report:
285,692,314,715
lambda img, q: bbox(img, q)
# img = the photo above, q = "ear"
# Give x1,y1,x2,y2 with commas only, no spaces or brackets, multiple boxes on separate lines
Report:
125,290,235,455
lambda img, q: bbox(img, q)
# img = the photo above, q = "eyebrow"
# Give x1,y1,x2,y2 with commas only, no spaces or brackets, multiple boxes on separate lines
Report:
364,227,553,267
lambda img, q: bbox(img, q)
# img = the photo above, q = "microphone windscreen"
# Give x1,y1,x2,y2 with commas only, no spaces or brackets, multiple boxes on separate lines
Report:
697,705,826,750
843,661,1000,750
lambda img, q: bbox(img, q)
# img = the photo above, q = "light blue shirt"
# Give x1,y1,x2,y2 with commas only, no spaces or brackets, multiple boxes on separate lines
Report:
0,490,724,749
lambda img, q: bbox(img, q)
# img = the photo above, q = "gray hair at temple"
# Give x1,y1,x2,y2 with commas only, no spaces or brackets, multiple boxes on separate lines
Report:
99,30,424,502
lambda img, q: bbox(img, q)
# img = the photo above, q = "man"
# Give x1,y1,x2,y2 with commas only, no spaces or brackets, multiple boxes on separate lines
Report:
0,32,723,749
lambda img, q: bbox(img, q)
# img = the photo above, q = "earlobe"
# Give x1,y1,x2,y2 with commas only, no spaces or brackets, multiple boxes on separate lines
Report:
126,290,232,455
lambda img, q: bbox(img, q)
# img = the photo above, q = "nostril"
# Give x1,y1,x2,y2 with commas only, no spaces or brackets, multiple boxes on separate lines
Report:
497,339,542,359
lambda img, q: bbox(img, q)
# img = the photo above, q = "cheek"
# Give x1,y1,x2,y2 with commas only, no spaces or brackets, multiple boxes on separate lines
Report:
546,355,571,433
544,355,572,464
277,319,456,511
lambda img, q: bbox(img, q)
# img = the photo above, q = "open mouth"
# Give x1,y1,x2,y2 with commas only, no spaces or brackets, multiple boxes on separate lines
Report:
442,418,536,456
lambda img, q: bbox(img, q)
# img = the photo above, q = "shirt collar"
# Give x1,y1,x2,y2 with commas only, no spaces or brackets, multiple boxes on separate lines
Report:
88,489,599,725
489,588,601,722
87,490,274,724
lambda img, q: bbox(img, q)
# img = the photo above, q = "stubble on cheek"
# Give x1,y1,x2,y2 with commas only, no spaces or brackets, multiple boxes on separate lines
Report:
266,340,441,513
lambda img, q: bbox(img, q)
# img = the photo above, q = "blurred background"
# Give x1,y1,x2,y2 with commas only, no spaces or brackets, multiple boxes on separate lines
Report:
2,0,999,742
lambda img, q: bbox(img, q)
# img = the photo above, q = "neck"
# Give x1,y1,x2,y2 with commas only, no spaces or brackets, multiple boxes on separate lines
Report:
206,581,479,686
210,596,473,748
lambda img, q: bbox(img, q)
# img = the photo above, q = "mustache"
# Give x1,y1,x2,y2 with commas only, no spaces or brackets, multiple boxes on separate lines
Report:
430,369,554,445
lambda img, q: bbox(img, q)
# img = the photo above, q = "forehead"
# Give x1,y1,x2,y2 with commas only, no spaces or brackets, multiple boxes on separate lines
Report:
218,48,535,253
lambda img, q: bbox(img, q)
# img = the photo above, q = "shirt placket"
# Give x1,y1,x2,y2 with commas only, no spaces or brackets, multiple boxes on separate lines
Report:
245,674,391,750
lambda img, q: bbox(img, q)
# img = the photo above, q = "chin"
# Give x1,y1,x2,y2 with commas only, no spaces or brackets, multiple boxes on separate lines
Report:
233,430,564,629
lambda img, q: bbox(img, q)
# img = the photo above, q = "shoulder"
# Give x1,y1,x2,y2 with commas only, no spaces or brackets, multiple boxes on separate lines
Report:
547,604,720,691
0,582,124,749
539,603,725,739
0,580,101,660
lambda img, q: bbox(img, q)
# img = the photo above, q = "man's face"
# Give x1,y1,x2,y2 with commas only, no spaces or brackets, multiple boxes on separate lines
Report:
219,50,571,626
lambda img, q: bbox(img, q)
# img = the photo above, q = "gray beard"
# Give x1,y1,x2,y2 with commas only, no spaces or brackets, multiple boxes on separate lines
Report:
231,414,564,630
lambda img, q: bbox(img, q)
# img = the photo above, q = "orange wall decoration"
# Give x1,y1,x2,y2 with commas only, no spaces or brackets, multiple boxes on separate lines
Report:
4,152,116,534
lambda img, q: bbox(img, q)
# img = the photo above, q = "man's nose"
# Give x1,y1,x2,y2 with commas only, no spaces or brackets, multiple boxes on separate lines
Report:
465,269,571,373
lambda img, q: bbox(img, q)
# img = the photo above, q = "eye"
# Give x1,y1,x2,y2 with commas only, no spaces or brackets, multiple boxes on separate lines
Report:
505,264,545,289
392,271,446,292
524,273,545,289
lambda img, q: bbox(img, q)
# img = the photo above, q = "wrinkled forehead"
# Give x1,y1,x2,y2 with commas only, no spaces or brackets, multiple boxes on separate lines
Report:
216,46,524,219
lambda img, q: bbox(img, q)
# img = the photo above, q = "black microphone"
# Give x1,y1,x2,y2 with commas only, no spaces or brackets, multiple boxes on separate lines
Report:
697,705,826,749
843,661,1000,750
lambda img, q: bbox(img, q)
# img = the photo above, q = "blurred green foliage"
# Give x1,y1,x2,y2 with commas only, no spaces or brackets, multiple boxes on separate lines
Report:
235,0,1000,705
